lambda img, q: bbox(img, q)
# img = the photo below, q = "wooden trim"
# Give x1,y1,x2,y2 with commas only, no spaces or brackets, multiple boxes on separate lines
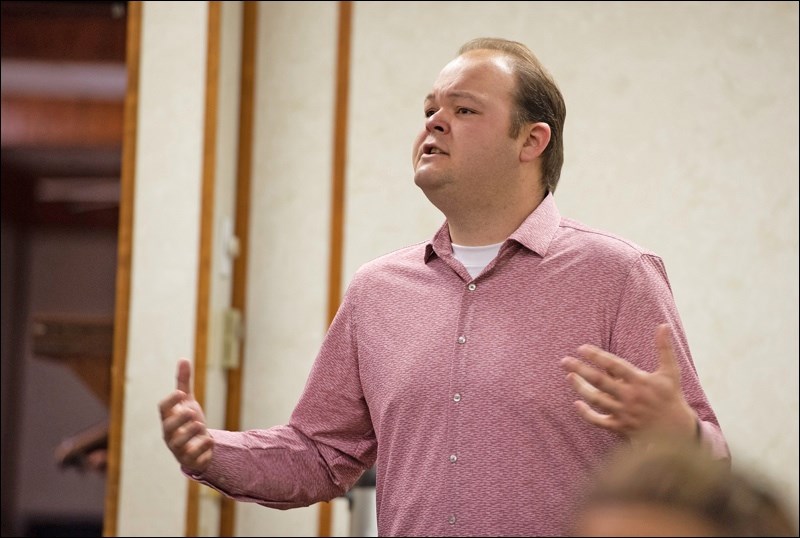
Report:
185,1,221,536
319,2,353,536
1,96,124,148
326,3,352,324
102,1,141,535
218,1,258,534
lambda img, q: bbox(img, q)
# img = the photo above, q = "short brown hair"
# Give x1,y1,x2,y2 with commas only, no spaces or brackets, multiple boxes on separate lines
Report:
459,38,566,194
574,438,798,537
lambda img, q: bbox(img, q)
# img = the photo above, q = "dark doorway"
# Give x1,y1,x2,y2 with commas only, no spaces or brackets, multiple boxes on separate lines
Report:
1,2,127,536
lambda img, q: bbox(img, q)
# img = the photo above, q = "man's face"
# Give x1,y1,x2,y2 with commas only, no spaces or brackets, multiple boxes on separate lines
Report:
412,51,524,206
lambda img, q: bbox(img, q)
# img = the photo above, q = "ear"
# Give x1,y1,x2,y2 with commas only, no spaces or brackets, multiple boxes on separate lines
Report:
519,122,551,163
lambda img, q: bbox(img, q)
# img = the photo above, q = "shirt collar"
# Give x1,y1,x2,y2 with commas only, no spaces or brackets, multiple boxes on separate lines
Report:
424,193,561,263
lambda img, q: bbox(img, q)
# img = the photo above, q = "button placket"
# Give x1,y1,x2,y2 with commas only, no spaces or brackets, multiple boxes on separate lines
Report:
450,272,473,532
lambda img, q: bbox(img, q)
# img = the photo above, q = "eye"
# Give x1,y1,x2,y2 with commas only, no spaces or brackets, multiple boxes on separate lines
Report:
456,107,474,115
425,108,436,118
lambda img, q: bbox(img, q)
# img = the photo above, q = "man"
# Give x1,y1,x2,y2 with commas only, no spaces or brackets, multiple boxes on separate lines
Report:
160,38,728,536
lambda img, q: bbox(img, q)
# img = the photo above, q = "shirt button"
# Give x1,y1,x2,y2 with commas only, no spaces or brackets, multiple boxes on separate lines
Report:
449,515,456,525
467,283,476,291
453,393,461,402
457,336,466,344
449,454,457,463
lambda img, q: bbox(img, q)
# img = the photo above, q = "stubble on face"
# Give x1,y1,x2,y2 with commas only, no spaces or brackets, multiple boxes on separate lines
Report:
412,52,521,211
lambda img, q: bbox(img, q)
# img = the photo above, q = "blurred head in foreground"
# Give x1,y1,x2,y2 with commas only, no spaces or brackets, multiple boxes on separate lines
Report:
571,438,797,537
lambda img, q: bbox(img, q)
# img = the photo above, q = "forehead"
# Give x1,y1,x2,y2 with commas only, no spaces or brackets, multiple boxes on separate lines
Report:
426,50,516,102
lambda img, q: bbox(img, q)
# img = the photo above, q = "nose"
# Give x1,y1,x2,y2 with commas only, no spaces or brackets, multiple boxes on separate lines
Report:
426,110,449,134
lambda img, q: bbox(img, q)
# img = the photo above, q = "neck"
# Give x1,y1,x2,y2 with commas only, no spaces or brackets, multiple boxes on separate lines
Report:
446,189,546,246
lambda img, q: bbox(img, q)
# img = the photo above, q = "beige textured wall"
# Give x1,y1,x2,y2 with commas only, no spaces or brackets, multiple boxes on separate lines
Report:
239,2,338,536
548,2,799,517
197,1,244,535
118,2,208,536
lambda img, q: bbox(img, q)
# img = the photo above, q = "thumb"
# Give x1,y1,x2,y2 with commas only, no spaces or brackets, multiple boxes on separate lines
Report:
176,358,193,396
655,323,680,381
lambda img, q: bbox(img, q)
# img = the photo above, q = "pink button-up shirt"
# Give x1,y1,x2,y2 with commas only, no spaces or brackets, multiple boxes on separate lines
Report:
196,194,728,536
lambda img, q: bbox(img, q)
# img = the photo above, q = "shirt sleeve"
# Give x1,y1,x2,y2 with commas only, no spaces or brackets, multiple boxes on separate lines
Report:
610,253,730,460
188,275,377,508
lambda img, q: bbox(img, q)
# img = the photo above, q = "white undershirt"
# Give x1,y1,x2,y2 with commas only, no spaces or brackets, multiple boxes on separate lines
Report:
451,242,504,279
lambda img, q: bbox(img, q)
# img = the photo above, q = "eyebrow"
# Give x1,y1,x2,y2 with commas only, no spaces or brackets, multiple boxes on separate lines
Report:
423,91,484,105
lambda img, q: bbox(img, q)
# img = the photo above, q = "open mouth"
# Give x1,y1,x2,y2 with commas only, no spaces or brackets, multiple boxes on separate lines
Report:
422,143,447,156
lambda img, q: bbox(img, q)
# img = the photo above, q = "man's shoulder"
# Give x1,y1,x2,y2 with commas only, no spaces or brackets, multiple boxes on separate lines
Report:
557,217,660,262
353,240,429,279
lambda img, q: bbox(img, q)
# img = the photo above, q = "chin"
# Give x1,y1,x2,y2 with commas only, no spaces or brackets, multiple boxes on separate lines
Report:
413,170,427,187
414,175,451,211
414,175,439,195
414,167,446,188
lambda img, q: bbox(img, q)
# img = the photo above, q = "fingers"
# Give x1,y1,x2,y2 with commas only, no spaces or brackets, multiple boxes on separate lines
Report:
171,425,214,472
565,372,623,414
160,399,213,473
561,354,634,398
166,415,207,452
572,400,620,432
562,325,687,439
575,344,640,381
655,323,681,381
176,358,192,395
161,400,195,437
161,359,212,473
158,391,186,421
184,438,214,471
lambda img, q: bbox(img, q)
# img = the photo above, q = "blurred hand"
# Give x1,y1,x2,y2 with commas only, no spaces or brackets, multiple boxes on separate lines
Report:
158,358,214,474
560,324,697,443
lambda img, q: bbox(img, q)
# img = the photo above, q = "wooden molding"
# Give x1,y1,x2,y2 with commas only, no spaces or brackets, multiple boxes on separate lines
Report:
319,2,353,536
1,95,123,149
103,1,141,535
185,2,221,536
218,2,258,535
